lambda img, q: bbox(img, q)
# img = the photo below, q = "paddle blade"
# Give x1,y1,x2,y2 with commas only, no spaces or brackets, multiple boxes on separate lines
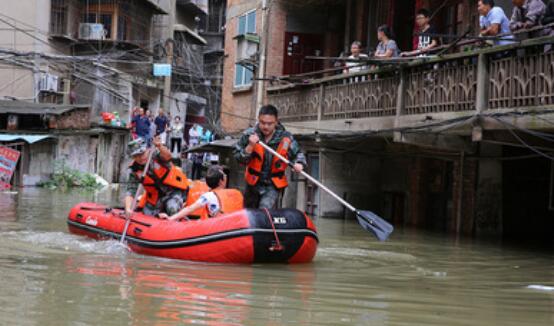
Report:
355,210,394,241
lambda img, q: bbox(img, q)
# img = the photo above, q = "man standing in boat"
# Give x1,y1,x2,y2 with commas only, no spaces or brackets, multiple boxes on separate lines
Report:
234,105,307,209
124,136,189,217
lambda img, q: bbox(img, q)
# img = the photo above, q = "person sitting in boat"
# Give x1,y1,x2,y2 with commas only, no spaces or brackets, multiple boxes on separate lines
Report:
125,136,190,217
159,165,244,221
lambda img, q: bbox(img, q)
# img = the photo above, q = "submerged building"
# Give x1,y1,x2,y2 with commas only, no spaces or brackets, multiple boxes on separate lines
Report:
220,0,554,244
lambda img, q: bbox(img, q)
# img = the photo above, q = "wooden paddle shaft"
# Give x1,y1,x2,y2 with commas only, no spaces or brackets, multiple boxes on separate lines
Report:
257,141,357,213
121,146,155,243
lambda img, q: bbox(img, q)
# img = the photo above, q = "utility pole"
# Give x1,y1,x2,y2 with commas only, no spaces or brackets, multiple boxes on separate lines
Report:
163,39,174,110
162,0,177,111
255,0,270,116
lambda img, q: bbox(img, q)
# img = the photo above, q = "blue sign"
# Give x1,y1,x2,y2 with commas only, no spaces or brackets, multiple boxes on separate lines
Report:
153,64,172,77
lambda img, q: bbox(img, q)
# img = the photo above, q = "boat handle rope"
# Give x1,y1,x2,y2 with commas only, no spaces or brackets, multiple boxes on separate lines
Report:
263,208,284,252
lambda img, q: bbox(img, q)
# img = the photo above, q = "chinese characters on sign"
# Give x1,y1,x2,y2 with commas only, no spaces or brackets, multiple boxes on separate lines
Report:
0,146,20,190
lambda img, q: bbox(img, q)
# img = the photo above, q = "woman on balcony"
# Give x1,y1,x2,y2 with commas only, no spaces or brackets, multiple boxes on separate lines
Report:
374,25,400,58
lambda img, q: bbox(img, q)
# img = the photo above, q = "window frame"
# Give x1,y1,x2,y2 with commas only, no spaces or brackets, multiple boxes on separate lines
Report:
234,63,254,88
237,10,256,36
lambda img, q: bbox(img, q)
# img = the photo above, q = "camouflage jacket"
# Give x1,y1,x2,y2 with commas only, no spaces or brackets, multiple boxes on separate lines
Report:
233,124,307,184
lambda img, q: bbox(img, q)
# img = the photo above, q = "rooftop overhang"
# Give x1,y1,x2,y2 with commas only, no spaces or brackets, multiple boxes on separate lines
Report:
174,24,207,45
145,0,170,15
0,134,53,144
0,100,90,116
176,0,208,15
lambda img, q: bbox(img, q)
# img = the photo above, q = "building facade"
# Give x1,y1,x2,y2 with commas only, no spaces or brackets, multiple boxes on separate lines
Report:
221,0,554,244
0,0,227,184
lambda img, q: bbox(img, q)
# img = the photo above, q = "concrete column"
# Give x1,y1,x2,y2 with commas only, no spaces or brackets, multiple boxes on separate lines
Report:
475,53,489,113
474,143,503,237
393,68,406,142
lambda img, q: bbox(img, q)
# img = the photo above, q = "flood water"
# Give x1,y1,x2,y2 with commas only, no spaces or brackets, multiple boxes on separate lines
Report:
0,188,552,326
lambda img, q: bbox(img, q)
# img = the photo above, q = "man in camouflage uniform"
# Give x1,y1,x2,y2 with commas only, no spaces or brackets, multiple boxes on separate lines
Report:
234,105,307,209
125,136,188,217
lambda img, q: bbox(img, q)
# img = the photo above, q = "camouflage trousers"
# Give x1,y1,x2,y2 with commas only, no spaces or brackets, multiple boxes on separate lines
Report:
143,190,186,216
244,184,283,209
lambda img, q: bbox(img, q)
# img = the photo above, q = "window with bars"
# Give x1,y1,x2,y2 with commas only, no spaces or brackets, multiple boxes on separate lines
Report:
50,0,68,35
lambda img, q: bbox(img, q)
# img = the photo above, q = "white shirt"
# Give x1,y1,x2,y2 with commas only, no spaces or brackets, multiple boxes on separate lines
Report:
346,54,369,73
195,191,220,217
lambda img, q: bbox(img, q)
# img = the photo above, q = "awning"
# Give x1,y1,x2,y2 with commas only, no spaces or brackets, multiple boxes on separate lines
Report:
174,24,207,45
0,134,53,144
186,139,238,153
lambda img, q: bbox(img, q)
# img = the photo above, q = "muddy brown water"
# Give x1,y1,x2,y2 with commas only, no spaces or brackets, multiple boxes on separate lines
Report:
0,188,552,325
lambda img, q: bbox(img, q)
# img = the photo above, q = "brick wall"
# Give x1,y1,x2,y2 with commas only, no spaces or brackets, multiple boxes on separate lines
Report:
221,1,258,134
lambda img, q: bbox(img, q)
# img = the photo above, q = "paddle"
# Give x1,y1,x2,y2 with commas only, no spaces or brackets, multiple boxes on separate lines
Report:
120,143,156,244
257,141,393,241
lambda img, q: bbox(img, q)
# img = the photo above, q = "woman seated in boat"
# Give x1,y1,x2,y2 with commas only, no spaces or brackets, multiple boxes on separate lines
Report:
160,165,244,221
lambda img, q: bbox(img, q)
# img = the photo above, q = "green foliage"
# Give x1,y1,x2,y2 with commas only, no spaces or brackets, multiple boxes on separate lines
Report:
38,160,101,189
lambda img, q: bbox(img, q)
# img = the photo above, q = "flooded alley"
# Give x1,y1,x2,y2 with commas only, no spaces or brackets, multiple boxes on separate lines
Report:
0,188,552,325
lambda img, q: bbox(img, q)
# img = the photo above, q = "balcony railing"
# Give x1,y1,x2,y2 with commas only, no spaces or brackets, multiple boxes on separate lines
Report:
268,36,554,125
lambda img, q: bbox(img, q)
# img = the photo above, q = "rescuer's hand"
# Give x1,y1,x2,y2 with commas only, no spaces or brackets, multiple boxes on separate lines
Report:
293,163,304,173
158,213,169,219
248,133,259,146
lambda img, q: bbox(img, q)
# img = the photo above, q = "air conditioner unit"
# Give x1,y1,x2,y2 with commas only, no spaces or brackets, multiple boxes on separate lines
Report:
78,23,105,40
39,74,59,92
235,34,260,61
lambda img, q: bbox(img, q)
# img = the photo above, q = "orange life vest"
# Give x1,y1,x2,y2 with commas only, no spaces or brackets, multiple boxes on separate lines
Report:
186,180,210,219
131,160,189,208
212,189,244,216
245,137,291,189
184,182,244,220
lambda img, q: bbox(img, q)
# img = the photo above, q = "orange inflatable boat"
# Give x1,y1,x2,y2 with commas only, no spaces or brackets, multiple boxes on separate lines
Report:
67,203,318,264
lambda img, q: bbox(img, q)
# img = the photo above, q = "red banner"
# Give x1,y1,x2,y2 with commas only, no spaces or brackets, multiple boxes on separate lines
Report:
0,146,20,190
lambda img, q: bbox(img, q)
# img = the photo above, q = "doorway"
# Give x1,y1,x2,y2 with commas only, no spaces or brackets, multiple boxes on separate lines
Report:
393,0,416,52
283,32,324,75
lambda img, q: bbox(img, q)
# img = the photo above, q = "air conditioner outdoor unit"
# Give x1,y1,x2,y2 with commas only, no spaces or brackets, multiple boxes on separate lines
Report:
235,33,260,61
78,23,105,40
39,74,59,92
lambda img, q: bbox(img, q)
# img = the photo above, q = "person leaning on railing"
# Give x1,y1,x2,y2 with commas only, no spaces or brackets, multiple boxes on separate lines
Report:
544,0,554,25
542,0,554,52
478,0,515,46
510,0,547,38
374,25,400,58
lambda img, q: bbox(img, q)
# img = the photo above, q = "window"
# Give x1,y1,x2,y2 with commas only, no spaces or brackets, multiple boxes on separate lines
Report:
237,10,256,35
50,0,67,35
234,10,256,87
234,64,253,87
445,2,464,36
82,12,113,39
117,15,130,41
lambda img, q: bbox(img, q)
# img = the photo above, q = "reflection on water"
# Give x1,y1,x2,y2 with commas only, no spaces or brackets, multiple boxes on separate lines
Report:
0,188,552,325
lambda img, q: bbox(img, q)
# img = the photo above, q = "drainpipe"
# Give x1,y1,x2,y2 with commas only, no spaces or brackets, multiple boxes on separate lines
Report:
255,0,269,116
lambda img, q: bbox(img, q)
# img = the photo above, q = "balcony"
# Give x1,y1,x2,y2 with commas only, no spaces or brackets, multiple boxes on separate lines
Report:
267,37,554,137
49,0,165,52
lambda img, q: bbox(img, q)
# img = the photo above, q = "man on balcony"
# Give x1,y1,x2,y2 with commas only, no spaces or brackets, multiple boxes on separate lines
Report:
478,0,515,46
509,0,547,38
234,105,307,209
401,8,439,57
